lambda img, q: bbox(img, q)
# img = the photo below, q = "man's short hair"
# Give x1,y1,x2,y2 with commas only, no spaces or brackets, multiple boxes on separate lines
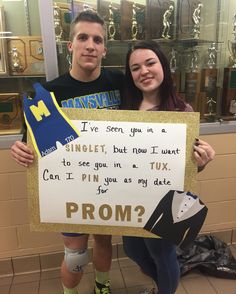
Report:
69,10,107,42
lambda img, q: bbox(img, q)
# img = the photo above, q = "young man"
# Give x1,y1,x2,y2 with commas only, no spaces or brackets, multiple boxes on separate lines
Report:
11,10,124,294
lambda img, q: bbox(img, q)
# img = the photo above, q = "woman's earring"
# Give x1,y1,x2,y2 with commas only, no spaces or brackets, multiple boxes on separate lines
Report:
66,53,72,70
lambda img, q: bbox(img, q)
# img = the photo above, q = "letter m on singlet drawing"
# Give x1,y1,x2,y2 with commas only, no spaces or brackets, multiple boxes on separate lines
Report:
29,100,51,121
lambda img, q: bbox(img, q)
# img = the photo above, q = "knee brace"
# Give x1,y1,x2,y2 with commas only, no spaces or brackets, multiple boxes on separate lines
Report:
64,246,90,273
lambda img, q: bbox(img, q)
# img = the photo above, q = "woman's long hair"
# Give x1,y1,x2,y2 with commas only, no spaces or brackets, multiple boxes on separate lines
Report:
121,40,186,111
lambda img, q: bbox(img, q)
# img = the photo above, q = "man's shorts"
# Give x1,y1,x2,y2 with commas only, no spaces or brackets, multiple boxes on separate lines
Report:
61,232,86,237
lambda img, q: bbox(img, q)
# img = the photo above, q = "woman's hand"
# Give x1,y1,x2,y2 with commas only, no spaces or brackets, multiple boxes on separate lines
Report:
193,139,215,171
11,140,34,167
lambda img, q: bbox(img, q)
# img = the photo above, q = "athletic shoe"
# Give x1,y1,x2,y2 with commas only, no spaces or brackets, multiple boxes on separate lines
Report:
94,280,111,294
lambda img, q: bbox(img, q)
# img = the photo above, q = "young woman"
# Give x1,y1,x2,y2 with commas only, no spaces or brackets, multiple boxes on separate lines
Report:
122,40,215,294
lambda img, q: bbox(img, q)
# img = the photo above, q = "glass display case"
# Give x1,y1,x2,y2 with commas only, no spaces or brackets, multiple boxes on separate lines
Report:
40,0,236,123
0,0,46,136
1,0,236,137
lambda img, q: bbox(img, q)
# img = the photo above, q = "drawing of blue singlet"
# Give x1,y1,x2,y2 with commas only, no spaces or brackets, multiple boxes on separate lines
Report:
23,83,80,157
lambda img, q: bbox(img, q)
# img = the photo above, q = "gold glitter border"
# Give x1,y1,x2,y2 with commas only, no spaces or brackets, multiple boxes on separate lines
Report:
27,109,199,237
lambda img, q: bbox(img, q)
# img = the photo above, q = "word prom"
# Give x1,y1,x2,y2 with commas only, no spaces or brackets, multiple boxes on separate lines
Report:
66,202,145,223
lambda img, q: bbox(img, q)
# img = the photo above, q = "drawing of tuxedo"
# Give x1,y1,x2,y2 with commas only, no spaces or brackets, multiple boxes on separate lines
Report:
144,190,208,249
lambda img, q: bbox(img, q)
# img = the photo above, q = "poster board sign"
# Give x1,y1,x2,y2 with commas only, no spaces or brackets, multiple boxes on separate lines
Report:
27,108,199,238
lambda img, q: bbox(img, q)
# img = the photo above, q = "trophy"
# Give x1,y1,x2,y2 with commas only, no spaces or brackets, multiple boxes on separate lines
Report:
207,42,217,69
206,97,217,114
185,49,201,111
190,49,199,72
170,48,180,93
228,40,236,68
170,48,177,73
203,97,217,121
53,2,72,41
131,3,138,40
222,13,236,115
120,1,145,41
201,43,218,119
161,4,174,40
8,37,44,76
108,4,116,40
8,47,23,72
204,43,218,95
99,1,121,41
53,3,63,42
146,0,166,39
228,14,236,68
192,3,203,39
229,99,236,115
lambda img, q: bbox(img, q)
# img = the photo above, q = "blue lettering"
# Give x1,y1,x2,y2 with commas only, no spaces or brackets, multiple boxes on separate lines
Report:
103,92,113,107
74,97,84,108
88,96,98,108
81,96,90,108
114,90,121,104
109,91,116,105
95,93,104,108
60,90,121,110
61,99,74,108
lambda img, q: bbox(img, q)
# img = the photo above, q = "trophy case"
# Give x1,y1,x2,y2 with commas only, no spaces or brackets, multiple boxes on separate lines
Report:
1,0,236,138
46,0,236,123
0,0,46,136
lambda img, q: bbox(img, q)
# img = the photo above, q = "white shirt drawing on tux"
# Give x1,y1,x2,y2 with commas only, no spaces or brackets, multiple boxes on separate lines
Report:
172,191,204,223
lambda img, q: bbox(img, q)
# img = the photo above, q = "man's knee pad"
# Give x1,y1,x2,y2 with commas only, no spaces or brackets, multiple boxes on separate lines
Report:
64,247,89,273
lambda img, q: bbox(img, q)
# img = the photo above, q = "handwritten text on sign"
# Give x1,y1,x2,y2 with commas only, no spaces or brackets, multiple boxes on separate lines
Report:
39,120,186,227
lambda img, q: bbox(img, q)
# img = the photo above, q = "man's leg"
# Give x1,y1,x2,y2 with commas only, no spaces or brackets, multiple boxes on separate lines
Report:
93,234,112,293
61,234,89,294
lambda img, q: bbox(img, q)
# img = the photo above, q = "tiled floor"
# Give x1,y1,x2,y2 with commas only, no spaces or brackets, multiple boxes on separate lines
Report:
1,245,236,294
